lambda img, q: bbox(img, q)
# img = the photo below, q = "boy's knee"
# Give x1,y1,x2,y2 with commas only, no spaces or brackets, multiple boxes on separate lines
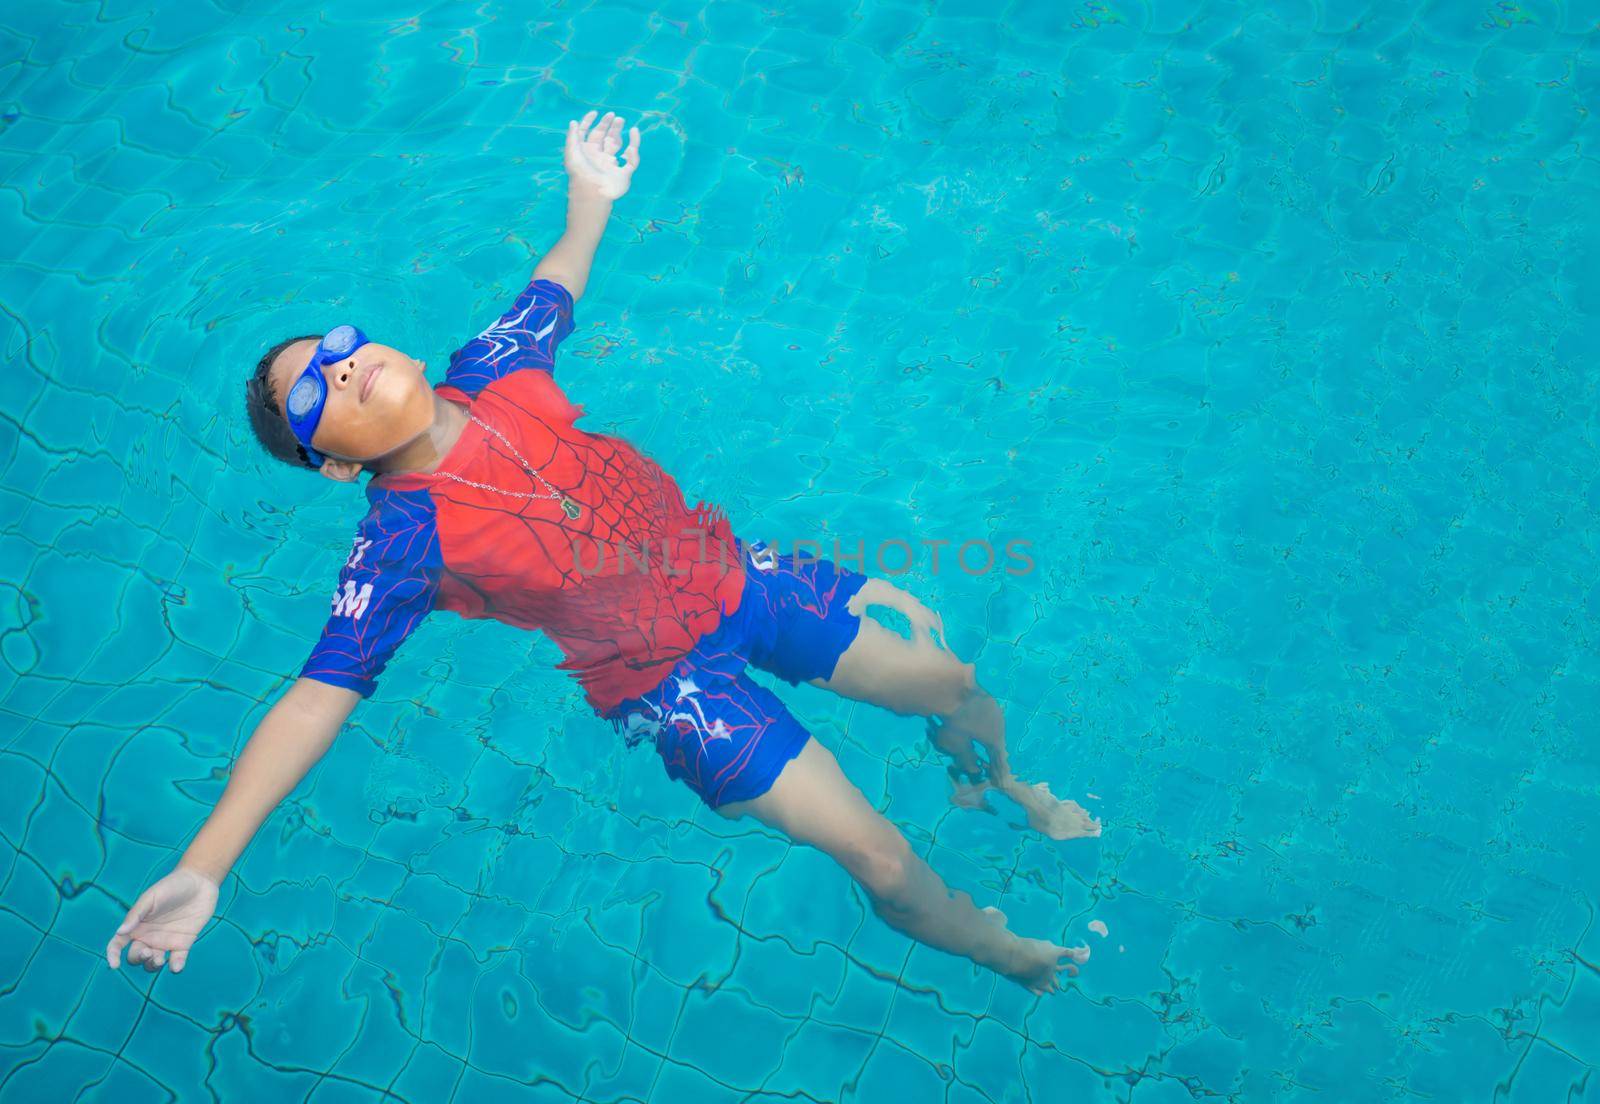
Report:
852,840,915,907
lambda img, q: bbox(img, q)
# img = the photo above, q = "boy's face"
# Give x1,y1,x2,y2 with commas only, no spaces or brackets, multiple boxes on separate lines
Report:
269,338,434,473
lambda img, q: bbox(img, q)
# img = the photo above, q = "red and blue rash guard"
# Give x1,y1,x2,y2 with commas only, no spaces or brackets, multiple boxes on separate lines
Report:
299,277,745,715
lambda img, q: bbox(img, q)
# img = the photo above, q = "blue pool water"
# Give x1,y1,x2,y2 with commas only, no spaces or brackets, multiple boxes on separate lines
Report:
2,1,1597,1100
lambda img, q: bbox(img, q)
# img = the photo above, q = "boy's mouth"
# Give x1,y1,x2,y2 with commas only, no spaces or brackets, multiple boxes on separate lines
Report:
360,361,383,402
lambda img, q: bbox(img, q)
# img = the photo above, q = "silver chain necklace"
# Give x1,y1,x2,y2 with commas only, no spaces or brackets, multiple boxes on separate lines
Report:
436,412,583,520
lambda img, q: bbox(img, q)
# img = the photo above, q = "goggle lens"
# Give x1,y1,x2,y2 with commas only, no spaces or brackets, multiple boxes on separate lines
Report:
323,324,360,358
286,373,322,418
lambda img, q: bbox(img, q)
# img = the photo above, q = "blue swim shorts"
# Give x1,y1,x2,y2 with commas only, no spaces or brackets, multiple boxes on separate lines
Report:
606,537,870,809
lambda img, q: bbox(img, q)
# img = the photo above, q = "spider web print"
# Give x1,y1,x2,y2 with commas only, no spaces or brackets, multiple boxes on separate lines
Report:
424,368,745,714
299,486,446,695
616,663,804,808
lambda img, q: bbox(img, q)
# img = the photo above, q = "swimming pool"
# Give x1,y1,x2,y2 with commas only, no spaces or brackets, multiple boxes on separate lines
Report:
1,0,1595,1099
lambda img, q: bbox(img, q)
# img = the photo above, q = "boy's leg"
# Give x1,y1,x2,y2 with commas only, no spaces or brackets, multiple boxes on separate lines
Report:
813,578,1101,840
714,735,1087,995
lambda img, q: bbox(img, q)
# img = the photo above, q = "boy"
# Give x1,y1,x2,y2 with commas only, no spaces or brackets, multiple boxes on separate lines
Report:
104,110,1100,995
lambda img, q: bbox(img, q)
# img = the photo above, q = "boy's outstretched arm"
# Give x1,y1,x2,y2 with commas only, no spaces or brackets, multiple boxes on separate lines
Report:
532,109,641,302
104,677,360,973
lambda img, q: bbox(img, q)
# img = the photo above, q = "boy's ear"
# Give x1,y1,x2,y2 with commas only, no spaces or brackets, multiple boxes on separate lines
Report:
319,458,364,483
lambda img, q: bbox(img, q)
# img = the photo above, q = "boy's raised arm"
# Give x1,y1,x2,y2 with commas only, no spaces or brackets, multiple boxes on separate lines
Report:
179,678,361,882
105,677,360,973
532,110,641,302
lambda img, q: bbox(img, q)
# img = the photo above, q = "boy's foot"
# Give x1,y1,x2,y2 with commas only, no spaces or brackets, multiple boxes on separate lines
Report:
982,908,1090,995
1001,779,1102,840
1009,937,1091,995
951,777,1103,840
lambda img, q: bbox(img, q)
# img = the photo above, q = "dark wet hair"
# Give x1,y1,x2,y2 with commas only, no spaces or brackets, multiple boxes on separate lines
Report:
246,334,322,470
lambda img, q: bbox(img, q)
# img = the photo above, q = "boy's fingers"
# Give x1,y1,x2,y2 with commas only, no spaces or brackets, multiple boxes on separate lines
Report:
578,109,598,137
622,127,641,170
169,949,189,974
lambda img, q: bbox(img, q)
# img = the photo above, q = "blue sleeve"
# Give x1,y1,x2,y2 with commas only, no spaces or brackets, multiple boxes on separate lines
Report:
443,277,575,397
300,488,443,697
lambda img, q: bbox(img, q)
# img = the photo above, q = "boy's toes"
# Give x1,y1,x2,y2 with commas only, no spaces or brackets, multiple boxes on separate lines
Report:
1039,955,1074,993
1007,937,1084,995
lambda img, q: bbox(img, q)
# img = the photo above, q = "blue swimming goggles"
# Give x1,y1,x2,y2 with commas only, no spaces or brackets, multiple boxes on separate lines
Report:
285,324,368,467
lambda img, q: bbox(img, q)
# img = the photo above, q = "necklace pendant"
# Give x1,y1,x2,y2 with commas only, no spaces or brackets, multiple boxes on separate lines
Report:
561,497,582,520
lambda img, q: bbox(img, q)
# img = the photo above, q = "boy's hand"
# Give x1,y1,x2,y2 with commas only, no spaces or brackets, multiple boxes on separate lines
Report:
564,110,641,202
105,866,219,974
